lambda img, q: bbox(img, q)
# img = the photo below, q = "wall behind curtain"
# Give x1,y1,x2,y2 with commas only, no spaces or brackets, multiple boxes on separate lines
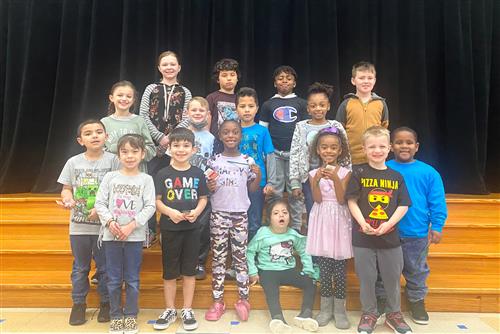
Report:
1,0,498,193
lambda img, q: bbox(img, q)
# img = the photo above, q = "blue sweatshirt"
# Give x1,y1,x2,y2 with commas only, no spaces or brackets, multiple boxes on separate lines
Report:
386,159,447,237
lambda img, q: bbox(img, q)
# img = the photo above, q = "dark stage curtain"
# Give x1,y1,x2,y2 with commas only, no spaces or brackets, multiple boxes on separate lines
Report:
0,0,498,194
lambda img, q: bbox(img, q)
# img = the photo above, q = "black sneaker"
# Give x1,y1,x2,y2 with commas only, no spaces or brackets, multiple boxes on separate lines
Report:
69,303,86,326
98,302,110,323
357,312,378,334
154,308,177,330
385,311,413,334
409,299,429,325
195,264,206,280
181,308,198,331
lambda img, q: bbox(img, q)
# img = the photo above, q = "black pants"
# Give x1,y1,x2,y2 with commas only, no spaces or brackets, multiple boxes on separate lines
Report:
259,268,316,319
197,203,211,265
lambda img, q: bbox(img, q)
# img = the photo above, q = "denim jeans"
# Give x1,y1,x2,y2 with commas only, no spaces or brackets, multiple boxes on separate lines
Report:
376,237,430,303
104,241,143,319
248,186,264,241
70,235,108,304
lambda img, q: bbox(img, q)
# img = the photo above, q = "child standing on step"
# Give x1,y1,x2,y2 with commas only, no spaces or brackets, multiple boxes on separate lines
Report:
57,119,120,326
204,120,261,322
306,127,352,329
247,200,319,334
95,134,156,334
375,127,447,326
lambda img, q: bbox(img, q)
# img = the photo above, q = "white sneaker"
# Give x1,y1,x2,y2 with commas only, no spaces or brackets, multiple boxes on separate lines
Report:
181,308,198,331
269,319,292,334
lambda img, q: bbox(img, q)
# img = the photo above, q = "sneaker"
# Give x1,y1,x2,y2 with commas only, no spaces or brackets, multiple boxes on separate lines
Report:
234,299,250,321
91,272,99,285
293,309,318,332
195,264,206,280
385,312,413,334
181,308,198,331
154,308,177,330
123,316,138,334
269,318,292,334
205,302,225,321
376,297,387,325
98,302,111,323
357,312,378,334
69,303,86,326
109,318,124,334
409,299,429,325
225,268,236,280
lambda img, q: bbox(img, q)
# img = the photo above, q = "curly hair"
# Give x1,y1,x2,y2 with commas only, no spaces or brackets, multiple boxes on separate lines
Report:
309,126,351,168
212,58,241,82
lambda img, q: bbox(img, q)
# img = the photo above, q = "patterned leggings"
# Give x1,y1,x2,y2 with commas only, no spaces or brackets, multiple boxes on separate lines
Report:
317,257,347,299
210,210,249,301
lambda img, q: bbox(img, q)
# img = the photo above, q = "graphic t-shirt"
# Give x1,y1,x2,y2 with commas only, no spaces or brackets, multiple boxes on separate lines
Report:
57,152,120,235
207,91,237,134
260,95,308,151
346,163,411,249
191,130,215,171
240,124,274,187
207,154,257,212
155,165,208,231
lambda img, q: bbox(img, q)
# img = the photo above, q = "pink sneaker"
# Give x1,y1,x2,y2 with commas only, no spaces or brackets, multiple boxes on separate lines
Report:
205,302,225,321
234,299,251,321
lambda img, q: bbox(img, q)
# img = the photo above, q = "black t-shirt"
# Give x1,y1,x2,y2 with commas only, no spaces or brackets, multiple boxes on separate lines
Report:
346,163,411,249
154,165,208,231
260,96,308,151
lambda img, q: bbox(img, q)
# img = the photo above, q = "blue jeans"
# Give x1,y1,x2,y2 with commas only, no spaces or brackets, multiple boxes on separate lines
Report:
376,237,430,303
104,241,143,319
70,235,108,304
248,186,264,241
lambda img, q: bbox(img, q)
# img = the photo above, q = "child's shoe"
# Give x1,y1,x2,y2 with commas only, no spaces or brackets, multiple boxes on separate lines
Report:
69,303,86,326
315,296,333,326
357,312,378,334
195,264,206,280
234,299,250,321
385,311,413,334
109,317,124,334
408,299,429,325
181,308,198,331
97,302,111,323
123,316,138,334
205,302,225,321
154,308,177,330
333,297,350,329
292,309,319,332
269,317,292,334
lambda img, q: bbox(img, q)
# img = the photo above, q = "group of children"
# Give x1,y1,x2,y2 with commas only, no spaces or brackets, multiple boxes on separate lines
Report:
57,52,447,334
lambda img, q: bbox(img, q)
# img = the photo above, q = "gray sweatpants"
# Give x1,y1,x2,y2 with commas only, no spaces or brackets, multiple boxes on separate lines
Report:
353,246,403,314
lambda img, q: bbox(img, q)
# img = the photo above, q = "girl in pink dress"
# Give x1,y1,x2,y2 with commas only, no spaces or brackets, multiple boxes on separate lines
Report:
306,126,352,329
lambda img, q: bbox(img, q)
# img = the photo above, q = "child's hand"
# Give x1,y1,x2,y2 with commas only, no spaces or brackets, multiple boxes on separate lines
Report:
109,220,125,239
250,163,261,175
360,222,376,235
169,209,186,224
56,198,75,209
374,222,394,236
159,136,169,148
321,165,340,181
118,220,137,240
428,230,442,244
263,185,274,195
249,275,260,286
312,168,324,184
207,177,218,192
292,188,303,199
184,210,199,223
87,208,99,221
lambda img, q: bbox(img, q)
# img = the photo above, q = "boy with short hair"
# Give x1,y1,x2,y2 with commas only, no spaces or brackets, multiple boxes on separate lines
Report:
57,119,120,326
336,61,389,165
153,127,209,331
259,65,308,231
346,126,413,334
236,87,275,240
376,126,447,325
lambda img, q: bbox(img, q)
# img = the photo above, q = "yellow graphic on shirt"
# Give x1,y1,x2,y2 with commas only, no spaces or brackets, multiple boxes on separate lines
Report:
368,188,392,220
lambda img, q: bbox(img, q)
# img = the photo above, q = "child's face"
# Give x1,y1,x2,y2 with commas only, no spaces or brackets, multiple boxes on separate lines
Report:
269,202,290,231
219,122,242,150
307,93,330,121
187,100,209,125
236,96,258,125
109,86,134,113
351,70,376,95
158,55,181,81
274,71,296,96
391,130,419,163
218,70,238,93
77,123,107,150
363,135,390,165
169,139,196,164
118,143,145,170
317,135,342,165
